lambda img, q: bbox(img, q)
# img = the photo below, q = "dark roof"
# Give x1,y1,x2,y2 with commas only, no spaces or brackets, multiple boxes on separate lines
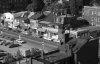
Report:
41,13,56,23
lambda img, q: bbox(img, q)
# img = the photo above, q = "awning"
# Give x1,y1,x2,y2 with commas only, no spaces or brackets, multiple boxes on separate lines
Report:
37,28,46,32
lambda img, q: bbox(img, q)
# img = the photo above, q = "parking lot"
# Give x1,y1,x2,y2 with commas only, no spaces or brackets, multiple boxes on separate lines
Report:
0,36,29,55
0,35,57,57
0,45,19,55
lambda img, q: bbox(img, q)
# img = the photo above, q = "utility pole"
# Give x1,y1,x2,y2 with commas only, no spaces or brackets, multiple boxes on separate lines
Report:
41,42,45,59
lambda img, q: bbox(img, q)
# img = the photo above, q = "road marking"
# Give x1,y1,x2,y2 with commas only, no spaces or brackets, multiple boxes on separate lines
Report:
3,32,58,48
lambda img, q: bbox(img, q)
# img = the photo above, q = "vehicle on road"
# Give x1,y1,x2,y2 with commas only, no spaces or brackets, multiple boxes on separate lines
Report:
16,39,26,44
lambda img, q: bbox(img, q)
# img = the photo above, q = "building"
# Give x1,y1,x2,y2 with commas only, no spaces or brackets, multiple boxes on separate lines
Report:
37,12,66,43
30,19,38,35
1,12,14,29
2,12,14,22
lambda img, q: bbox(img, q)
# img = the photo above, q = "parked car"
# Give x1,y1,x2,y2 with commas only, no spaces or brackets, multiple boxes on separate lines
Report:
0,41,4,45
6,43,13,47
0,40,6,45
9,44,20,48
4,42,12,46
16,39,26,44
0,57,4,60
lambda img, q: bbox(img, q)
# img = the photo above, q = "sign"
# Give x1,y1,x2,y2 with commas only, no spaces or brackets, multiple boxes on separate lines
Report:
83,6,100,26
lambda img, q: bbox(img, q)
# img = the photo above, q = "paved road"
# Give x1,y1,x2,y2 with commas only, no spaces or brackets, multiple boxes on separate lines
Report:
0,29,58,53
0,28,59,46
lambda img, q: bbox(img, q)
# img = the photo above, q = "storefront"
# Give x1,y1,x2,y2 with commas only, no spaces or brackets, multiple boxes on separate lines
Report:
30,20,38,34
37,28,46,38
43,27,60,42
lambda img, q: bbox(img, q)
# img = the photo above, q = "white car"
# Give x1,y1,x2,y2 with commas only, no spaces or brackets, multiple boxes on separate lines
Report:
16,39,26,44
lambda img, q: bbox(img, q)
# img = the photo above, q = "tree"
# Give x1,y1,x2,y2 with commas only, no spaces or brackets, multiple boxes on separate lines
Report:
15,50,23,60
3,53,14,64
26,0,45,12
44,1,68,15
90,0,100,6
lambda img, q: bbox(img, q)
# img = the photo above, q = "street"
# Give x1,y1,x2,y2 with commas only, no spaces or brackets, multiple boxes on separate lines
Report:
0,28,58,54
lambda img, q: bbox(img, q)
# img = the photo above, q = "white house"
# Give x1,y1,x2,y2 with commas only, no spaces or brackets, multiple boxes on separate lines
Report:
2,12,14,22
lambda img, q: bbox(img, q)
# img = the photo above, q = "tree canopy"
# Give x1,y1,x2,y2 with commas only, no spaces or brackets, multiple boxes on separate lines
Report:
26,0,45,12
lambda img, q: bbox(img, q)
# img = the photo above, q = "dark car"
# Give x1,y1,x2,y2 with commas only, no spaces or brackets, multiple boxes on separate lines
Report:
7,43,13,47
0,41,4,45
0,57,4,60
9,44,20,48
4,42,11,46
0,53,7,57
0,40,6,45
